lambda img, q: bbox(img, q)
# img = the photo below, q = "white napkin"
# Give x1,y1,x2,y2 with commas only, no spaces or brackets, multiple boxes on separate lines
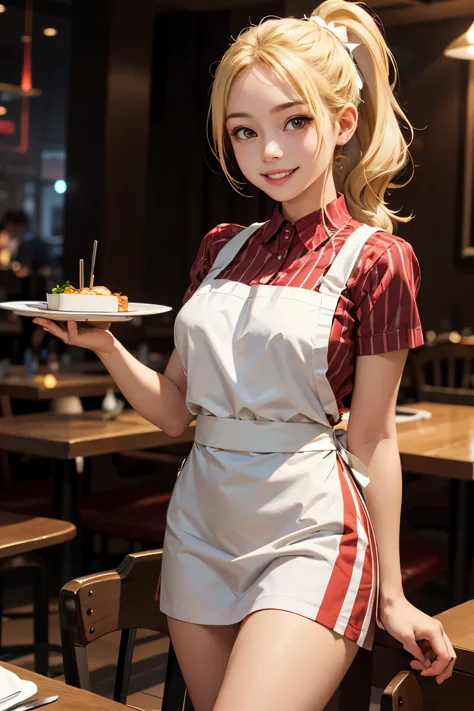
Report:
0,667,37,711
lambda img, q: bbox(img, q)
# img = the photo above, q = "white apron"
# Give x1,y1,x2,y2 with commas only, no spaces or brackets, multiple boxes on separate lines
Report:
159,221,380,650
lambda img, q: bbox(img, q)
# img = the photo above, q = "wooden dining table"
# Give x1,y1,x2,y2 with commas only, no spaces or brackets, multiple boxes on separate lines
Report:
395,402,474,605
0,661,131,711
0,410,194,584
0,511,76,560
0,372,116,404
0,515,76,675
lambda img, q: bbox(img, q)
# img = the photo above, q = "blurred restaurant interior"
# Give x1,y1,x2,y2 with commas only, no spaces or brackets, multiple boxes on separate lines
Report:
0,0,474,709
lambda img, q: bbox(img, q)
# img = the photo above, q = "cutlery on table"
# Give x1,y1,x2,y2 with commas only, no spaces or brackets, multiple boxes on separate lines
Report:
6,696,58,711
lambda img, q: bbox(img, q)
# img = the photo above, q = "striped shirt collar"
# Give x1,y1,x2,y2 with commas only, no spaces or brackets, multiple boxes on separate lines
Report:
260,193,353,251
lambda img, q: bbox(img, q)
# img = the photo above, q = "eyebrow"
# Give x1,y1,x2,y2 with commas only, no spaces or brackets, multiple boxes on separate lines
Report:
226,101,304,121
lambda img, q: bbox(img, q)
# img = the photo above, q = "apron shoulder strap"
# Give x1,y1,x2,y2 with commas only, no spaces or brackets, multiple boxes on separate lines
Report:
317,224,380,297
200,222,265,287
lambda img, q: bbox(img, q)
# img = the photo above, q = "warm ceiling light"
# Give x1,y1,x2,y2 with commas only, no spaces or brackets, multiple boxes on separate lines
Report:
0,5,6,13
43,27,57,37
0,106,7,116
444,21,474,60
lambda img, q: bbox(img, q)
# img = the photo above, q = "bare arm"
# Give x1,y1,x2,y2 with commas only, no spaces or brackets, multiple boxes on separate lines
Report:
346,349,456,683
346,349,408,603
100,343,193,436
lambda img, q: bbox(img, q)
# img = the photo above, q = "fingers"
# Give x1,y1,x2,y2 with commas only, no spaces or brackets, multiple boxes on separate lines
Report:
419,625,451,677
67,320,79,339
33,318,70,343
442,629,457,661
435,631,456,684
403,637,429,668
417,624,456,683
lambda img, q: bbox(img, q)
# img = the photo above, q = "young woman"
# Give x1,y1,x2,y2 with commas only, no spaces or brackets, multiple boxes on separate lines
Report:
35,1,456,709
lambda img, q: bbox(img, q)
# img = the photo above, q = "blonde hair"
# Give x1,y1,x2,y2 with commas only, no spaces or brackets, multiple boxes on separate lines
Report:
208,0,414,234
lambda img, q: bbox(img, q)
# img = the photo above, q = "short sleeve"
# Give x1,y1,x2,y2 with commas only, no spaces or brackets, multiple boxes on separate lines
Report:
182,223,243,305
355,239,424,355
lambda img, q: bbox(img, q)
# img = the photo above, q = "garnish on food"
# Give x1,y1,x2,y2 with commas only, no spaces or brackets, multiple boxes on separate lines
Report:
52,281,71,294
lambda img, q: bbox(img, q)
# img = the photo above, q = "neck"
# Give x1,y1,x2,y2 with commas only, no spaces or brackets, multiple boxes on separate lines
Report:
281,174,338,224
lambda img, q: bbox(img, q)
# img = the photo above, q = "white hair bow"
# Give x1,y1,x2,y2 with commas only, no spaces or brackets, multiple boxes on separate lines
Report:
304,15,364,91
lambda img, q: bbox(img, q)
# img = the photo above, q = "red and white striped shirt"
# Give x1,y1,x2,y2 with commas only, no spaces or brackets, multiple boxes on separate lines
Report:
183,194,424,421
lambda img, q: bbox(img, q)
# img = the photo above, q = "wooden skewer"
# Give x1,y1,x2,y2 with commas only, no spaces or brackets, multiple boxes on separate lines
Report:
79,259,84,290
89,240,98,289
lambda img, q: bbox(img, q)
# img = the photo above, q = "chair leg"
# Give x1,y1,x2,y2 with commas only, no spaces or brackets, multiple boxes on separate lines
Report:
162,641,193,711
59,624,92,690
32,560,49,676
114,628,137,703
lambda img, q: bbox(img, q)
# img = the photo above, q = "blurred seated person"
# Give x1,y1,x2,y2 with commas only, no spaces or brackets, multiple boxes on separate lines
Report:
2,210,58,358
2,210,57,298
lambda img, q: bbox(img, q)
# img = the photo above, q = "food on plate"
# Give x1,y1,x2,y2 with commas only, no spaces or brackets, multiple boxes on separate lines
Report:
47,281,128,313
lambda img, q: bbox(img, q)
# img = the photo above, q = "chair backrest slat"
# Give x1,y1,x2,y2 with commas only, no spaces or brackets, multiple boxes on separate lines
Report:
411,344,474,405
59,550,176,707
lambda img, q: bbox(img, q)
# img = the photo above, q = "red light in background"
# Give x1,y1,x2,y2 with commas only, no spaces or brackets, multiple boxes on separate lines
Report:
0,120,15,135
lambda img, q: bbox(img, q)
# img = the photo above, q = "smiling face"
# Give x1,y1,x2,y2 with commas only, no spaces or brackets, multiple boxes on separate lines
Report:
225,62,350,222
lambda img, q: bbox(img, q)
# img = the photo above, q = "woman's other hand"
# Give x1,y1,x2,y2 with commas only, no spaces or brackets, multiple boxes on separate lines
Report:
379,596,456,684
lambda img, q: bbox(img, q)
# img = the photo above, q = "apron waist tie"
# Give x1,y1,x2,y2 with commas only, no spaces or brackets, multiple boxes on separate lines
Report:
194,414,370,488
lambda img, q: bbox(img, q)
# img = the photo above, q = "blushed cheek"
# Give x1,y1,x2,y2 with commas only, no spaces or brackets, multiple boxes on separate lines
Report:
300,132,320,164
233,145,258,182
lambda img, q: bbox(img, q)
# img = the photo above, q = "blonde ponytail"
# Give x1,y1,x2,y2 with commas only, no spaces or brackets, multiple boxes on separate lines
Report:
314,1,414,232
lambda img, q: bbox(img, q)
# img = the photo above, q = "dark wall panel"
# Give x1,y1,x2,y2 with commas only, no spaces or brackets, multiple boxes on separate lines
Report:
386,18,474,332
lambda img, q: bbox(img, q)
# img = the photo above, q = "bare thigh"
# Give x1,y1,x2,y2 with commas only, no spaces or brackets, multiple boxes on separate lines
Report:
213,609,359,711
167,616,240,711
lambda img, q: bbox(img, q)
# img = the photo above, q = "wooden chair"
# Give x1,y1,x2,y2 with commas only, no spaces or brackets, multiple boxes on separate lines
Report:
59,548,426,711
381,671,423,710
410,342,474,405
0,512,76,675
59,549,192,709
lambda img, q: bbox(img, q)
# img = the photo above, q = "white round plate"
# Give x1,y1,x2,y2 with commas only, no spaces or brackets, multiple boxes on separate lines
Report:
0,300,172,322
